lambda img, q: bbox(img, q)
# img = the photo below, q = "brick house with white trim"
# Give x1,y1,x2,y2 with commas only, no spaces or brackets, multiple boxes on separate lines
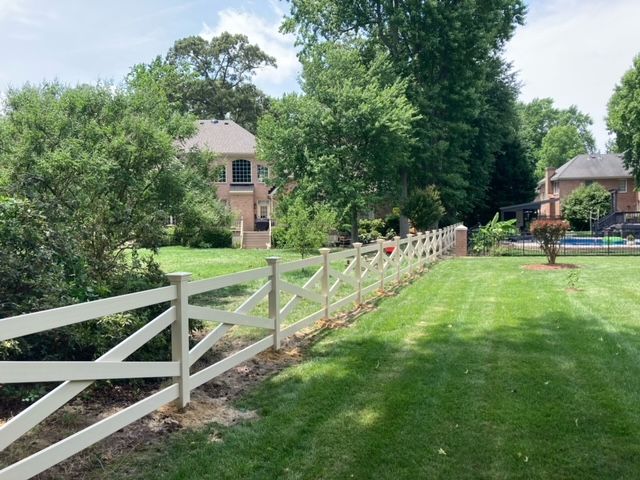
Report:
179,119,276,247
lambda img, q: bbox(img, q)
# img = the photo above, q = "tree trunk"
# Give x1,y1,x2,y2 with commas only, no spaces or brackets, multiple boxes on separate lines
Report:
351,207,359,244
399,169,410,237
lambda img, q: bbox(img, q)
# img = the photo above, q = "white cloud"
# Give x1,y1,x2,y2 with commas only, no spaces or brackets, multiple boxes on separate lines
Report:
505,0,640,151
199,5,300,95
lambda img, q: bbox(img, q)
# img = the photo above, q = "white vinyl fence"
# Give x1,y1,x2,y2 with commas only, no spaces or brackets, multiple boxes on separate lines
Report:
0,225,458,479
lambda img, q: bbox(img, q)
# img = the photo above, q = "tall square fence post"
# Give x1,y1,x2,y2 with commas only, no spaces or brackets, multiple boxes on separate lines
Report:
167,272,192,409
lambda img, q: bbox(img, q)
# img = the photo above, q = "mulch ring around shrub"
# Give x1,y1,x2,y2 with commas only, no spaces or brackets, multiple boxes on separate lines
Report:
522,263,579,271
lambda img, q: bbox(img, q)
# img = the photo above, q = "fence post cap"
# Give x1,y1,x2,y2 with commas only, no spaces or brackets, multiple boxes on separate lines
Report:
265,256,281,265
352,242,363,248
319,248,331,254
166,272,192,282
455,225,468,231
394,236,401,240
376,238,385,244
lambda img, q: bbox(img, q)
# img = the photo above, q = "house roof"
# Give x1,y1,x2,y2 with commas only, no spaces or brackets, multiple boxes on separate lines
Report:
179,119,256,155
551,153,631,181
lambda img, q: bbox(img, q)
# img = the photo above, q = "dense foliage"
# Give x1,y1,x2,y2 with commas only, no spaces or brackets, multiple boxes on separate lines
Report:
472,213,517,255
401,186,445,231
518,98,594,178
608,54,640,184
530,219,570,265
258,42,418,241
562,183,612,231
273,196,336,257
536,125,588,178
0,81,216,367
130,33,275,132
283,0,531,224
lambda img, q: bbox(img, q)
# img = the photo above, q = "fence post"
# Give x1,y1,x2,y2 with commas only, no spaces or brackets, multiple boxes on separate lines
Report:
353,242,363,305
454,225,468,257
266,257,281,350
377,238,385,291
394,236,402,283
167,272,192,409
320,248,331,319
406,233,414,275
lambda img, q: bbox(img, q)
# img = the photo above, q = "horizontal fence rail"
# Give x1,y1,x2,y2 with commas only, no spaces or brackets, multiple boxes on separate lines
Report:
0,224,459,479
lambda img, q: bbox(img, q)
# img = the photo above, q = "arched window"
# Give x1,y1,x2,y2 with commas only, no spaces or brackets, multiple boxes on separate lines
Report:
232,159,252,183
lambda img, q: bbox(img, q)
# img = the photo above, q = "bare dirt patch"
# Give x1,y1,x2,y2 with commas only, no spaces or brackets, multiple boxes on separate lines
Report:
522,263,579,271
0,287,390,480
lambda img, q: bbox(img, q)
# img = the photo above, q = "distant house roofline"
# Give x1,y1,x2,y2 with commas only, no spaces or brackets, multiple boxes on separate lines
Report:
178,119,256,156
550,153,631,181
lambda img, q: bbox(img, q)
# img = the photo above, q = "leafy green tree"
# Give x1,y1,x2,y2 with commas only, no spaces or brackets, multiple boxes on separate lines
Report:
131,32,276,132
282,0,527,222
607,54,640,182
275,196,336,257
483,135,537,221
536,125,587,178
518,98,595,172
258,42,418,242
0,82,203,280
562,183,612,231
472,212,517,255
401,186,445,231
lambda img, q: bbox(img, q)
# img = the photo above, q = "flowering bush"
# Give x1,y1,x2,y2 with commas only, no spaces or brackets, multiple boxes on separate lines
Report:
530,220,570,264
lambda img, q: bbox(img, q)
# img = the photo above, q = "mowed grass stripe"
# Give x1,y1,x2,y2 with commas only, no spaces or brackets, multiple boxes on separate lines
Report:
97,256,640,480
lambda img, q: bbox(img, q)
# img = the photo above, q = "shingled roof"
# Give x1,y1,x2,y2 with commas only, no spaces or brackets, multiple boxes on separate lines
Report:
179,119,256,155
551,153,631,181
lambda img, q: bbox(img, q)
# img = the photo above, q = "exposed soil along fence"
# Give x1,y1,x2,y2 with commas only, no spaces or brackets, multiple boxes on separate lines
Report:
0,225,458,479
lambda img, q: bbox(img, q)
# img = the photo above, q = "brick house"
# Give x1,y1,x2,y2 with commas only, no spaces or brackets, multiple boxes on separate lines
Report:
179,119,275,248
537,153,637,217
501,153,638,230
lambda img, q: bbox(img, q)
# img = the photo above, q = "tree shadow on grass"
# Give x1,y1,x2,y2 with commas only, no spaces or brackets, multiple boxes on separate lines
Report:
124,309,640,480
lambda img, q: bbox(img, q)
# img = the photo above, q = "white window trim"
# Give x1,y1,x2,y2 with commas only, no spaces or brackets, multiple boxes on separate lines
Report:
618,179,628,193
257,165,269,183
257,200,269,219
232,159,252,184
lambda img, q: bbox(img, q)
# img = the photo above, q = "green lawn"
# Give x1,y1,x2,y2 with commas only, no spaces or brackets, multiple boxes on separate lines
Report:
152,246,302,279
103,256,640,479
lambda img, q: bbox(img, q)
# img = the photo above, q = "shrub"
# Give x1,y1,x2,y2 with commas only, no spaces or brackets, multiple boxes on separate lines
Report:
562,183,612,231
173,195,233,248
277,197,336,257
384,210,400,236
401,186,445,231
530,219,570,264
358,218,386,243
472,213,517,255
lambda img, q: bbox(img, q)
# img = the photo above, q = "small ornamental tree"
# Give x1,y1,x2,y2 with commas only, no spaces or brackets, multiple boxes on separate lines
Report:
530,219,570,265
276,196,337,257
401,185,445,231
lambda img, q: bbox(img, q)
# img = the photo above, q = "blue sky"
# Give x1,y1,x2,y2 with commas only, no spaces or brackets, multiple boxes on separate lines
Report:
2,0,640,150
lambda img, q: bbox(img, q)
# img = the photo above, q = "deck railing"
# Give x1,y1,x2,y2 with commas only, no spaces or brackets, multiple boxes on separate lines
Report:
0,224,459,479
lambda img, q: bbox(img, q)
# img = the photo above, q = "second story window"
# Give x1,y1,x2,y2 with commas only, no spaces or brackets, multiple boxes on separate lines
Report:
215,164,226,183
553,182,559,195
232,159,252,183
619,179,628,193
257,165,269,183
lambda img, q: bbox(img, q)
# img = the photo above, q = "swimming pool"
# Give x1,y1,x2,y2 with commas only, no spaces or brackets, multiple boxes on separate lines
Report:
561,236,626,246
